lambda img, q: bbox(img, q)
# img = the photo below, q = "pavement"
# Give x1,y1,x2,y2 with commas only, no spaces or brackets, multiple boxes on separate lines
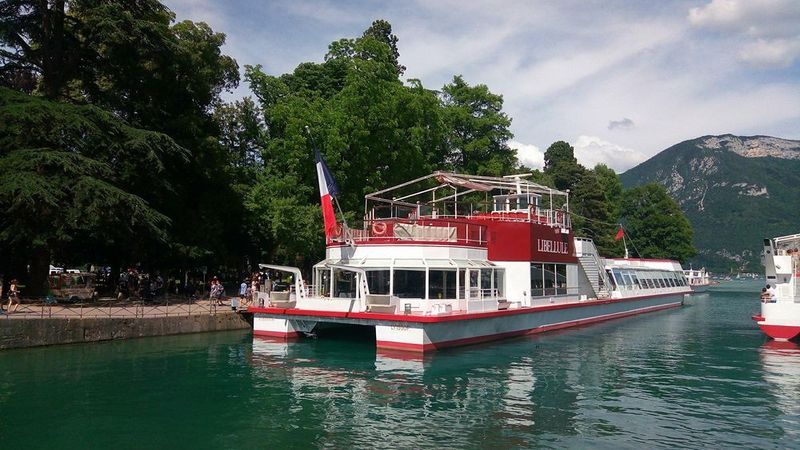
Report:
0,297,252,320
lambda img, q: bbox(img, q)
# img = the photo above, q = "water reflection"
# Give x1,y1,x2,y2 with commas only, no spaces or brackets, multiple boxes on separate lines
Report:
760,340,800,439
246,297,794,449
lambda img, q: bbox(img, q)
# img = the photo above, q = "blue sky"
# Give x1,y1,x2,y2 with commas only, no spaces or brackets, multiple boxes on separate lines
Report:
165,0,800,172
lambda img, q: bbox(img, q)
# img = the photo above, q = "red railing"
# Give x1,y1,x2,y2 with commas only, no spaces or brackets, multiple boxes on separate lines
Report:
330,218,488,247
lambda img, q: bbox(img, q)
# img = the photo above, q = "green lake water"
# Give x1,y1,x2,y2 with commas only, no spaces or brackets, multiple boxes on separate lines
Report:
2,280,798,449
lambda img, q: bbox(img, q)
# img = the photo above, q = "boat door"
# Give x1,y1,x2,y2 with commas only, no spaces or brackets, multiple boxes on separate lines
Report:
467,269,480,300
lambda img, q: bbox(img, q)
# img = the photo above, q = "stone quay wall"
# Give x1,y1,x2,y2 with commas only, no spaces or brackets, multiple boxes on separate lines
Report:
0,313,252,350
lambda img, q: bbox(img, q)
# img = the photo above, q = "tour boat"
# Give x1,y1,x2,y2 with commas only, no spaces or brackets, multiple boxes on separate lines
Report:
683,267,712,293
752,233,800,341
248,172,691,352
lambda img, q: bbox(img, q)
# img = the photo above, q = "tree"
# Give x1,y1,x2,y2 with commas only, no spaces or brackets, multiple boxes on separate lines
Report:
0,0,80,98
0,87,186,294
571,170,620,256
243,22,446,263
543,141,584,191
621,183,697,263
1,1,245,274
361,19,405,76
440,75,516,176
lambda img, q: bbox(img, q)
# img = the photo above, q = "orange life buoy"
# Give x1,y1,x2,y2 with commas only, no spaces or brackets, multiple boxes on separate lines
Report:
333,224,343,237
372,221,387,236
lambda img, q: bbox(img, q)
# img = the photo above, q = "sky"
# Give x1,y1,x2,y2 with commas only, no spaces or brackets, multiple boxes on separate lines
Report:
164,0,800,172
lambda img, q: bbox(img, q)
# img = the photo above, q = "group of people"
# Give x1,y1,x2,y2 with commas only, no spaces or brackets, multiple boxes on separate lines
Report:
760,284,777,302
0,277,21,314
117,268,165,301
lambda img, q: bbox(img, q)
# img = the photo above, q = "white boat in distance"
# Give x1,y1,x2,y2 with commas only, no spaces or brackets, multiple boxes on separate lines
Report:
684,267,712,293
753,233,800,341
249,172,691,353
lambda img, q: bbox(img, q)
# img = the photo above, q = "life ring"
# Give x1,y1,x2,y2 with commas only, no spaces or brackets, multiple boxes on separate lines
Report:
333,224,342,237
372,221,387,236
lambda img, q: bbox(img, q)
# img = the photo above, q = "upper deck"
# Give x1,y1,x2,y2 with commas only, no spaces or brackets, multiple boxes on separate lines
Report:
328,172,572,255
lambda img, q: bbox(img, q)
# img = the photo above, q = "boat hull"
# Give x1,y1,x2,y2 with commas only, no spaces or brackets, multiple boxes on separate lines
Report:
753,300,800,341
251,292,686,352
689,285,709,293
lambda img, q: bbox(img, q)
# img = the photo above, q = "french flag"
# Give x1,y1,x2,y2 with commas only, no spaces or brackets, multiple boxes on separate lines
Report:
314,147,340,239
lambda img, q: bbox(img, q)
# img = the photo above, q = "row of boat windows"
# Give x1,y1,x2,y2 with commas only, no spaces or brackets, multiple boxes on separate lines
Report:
607,268,687,290
321,268,506,300
531,263,568,296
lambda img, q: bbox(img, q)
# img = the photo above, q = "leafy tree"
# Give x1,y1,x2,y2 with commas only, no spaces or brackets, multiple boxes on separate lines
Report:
0,87,186,294
621,183,697,263
593,163,623,220
571,170,620,256
1,1,245,274
543,140,584,191
361,19,405,76
440,75,516,176
0,0,80,98
243,23,446,263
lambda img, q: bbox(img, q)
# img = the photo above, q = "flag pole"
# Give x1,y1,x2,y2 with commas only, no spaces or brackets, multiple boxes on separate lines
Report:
304,126,349,232
621,224,629,259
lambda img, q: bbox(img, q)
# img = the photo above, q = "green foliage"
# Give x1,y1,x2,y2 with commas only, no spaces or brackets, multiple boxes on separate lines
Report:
543,141,584,191
243,31,447,261
621,183,697,263
0,87,185,292
440,75,516,176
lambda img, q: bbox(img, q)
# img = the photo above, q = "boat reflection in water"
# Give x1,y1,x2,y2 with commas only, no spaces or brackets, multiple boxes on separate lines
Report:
760,340,800,439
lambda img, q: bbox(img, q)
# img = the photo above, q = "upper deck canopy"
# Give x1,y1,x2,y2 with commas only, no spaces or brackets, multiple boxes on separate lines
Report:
366,171,568,205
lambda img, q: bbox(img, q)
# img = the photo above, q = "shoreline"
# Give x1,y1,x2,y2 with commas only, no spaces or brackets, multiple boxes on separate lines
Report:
0,299,253,350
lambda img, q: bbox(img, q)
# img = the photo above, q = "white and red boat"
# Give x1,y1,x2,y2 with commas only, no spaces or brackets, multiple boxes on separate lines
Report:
248,172,691,352
752,234,800,341
683,267,712,293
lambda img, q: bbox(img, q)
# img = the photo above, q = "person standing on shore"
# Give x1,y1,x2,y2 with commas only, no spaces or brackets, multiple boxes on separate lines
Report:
7,279,20,313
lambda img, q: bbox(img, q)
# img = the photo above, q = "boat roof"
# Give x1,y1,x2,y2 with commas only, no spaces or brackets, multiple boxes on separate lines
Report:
365,171,568,206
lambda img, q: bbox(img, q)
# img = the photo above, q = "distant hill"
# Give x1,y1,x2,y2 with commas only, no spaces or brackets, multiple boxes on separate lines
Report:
620,135,800,273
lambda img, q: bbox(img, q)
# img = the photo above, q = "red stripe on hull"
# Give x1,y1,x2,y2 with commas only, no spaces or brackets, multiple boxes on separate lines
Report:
376,302,681,353
248,291,687,324
253,330,301,339
758,324,800,341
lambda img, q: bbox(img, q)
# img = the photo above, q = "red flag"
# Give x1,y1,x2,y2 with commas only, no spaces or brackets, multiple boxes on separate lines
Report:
314,148,339,239
614,227,625,241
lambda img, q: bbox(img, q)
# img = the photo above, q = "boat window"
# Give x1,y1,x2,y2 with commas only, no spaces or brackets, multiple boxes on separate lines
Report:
481,269,493,296
612,269,624,288
556,264,567,295
334,270,356,298
366,270,390,295
494,269,505,297
606,269,617,289
393,270,425,299
429,270,457,299
544,264,556,296
316,268,330,296
630,273,641,288
531,263,544,297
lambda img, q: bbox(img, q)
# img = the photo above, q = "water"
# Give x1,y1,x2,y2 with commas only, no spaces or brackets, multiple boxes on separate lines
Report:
2,280,798,449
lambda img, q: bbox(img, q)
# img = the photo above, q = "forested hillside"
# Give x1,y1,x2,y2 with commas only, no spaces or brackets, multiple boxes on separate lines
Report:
621,135,800,272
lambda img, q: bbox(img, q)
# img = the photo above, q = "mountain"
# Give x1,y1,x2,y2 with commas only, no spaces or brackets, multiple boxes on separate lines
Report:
620,135,800,273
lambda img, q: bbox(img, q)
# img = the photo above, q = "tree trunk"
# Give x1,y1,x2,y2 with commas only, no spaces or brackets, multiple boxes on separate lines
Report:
40,0,66,99
28,245,52,297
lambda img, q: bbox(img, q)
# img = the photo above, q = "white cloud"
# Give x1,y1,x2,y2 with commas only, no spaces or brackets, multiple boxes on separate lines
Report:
689,0,800,68
509,140,545,170
688,0,800,37
737,37,800,67
572,136,648,172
